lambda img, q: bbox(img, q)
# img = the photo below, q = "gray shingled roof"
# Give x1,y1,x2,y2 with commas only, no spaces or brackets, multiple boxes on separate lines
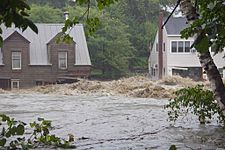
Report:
164,17,188,35
0,24,91,66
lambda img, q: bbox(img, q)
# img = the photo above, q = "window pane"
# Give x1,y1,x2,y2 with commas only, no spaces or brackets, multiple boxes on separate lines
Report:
11,81,19,89
58,52,67,69
13,59,20,68
171,41,177,52
185,41,191,52
12,52,21,69
178,41,184,52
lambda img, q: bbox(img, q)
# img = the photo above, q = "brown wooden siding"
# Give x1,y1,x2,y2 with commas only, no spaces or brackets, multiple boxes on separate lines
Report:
0,32,91,89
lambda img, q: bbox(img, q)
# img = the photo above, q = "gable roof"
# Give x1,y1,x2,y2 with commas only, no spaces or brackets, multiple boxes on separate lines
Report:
1,24,91,66
4,31,30,43
164,17,188,35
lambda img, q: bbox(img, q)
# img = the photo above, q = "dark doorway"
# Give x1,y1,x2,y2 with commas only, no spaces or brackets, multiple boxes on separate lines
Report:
0,78,11,90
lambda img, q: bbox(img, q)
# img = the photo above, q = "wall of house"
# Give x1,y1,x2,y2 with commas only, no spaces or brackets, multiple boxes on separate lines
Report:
149,28,168,80
149,31,159,80
166,36,225,79
0,32,91,89
0,32,32,88
166,36,200,76
48,39,91,79
162,29,168,77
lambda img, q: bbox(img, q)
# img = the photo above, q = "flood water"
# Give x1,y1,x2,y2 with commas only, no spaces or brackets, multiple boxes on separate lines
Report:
0,93,225,150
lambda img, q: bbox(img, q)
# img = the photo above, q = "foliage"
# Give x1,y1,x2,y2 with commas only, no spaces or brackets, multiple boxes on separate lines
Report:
0,0,38,46
169,145,177,150
180,1,225,54
165,85,225,125
88,11,135,78
28,0,71,8
0,114,75,149
1,0,177,78
28,4,64,23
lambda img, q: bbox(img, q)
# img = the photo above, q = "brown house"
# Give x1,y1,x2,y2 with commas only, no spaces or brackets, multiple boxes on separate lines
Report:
0,24,91,89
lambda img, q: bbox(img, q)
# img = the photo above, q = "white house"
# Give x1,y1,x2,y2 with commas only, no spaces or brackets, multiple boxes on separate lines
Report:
148,15,225,80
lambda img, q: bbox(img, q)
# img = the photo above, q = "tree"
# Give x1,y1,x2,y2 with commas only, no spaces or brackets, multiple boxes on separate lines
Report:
0,0,38,46
27,0,70,8
28,4,64,23
178,0,225,110
88,13,135,78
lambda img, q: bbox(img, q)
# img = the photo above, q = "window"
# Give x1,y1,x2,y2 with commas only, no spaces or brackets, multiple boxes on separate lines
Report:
151,67,156,76
178,41,183,52
11,80,20,89
185,41,191,52
171,41,192,53
171,41,177,52
163,43,166,51
12,52,21,70
58,52,67,69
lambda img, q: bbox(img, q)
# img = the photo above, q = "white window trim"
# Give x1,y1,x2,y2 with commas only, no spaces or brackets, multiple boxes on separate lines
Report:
11,79,20,89
58,51,68,70
170,40,194,54
12,51,22,70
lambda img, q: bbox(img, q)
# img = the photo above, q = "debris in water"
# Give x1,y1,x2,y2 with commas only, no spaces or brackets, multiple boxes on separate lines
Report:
1,76,203,99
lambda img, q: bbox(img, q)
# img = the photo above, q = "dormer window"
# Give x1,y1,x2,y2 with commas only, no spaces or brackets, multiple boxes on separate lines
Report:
58,51,67,69
12,51,21,70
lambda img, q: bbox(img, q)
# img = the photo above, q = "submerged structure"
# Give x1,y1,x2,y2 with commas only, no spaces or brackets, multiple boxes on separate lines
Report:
148,14,225,80
0,24,91,89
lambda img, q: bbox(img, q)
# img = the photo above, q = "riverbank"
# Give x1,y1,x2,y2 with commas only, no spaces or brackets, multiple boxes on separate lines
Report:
0,75,206,99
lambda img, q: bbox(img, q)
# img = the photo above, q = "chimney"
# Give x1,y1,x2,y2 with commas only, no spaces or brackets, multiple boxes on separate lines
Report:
158,12,163,79
64,11,69,20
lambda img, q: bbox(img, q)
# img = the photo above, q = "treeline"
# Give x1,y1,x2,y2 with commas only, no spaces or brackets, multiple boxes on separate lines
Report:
27,0,175,79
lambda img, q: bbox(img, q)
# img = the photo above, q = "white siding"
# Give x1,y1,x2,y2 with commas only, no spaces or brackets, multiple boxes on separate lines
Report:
167,36,200,67
149,31,159,79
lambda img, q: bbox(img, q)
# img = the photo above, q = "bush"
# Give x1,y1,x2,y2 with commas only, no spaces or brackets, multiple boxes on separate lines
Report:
0,114,75,149
165,85,225,125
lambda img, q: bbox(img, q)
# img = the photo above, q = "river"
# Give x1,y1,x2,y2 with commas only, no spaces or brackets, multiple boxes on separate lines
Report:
0,93,225,150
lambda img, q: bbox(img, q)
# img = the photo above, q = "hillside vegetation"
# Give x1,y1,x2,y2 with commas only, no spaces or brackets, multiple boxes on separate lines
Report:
27,0,175,79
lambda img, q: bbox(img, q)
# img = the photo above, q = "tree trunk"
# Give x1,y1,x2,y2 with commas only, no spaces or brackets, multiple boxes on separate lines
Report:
179,0,225,111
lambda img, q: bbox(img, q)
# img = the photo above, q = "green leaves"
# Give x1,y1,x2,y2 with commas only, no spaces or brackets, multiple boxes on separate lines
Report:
0,114,75,149
0,138,6,147
181,1,225,54
169,145,177,150
86,17,100,35
193,32,209,53
16,124,25,135
165,85,225,125
0,0,38,47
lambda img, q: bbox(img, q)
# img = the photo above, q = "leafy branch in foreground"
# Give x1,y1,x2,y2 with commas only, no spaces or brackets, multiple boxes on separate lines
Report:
0,114,75,149
165,85,225,125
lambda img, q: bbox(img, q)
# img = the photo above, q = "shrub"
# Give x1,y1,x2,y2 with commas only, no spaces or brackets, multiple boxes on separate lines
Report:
0,114,75,149
165,85,225,125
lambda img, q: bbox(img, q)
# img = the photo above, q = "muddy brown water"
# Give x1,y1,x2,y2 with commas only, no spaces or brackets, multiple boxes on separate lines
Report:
0,93,225,150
